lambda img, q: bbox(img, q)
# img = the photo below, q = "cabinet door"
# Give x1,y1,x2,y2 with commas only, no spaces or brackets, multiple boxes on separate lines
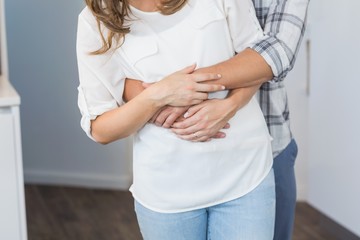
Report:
0,109,21,240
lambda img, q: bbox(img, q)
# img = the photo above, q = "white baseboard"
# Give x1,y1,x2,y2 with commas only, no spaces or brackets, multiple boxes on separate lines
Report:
24,169,132,190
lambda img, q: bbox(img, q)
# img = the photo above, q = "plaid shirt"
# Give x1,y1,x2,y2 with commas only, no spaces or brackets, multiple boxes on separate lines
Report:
251,0,310,157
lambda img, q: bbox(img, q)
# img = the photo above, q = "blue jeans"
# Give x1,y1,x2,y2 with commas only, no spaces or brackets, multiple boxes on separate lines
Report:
134,169,275,240
273,139,298,240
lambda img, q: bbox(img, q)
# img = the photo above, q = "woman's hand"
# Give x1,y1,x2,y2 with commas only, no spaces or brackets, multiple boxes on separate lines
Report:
145,64,224,107
171,98,235,142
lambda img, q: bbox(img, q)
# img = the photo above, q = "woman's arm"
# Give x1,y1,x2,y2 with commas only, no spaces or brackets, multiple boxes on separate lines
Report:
90,64,224,144
92,88,162,144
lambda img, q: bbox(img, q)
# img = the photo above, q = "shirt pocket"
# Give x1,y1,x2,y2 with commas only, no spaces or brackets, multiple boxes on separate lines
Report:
192,2,225,30
189,1,234,68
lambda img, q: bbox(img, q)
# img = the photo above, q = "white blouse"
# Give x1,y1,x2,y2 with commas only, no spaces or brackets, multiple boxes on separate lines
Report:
77,0,273,213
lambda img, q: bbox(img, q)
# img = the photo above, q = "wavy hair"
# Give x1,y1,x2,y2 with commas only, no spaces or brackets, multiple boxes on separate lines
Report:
85,0,187,54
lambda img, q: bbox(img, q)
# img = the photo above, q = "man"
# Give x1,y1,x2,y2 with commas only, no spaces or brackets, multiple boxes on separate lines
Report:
124,0,310,239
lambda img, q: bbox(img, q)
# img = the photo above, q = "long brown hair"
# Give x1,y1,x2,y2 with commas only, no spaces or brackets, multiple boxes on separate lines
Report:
85,0,187,54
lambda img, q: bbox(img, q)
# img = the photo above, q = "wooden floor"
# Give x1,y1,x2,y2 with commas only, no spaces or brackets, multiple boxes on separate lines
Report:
25,184,339,240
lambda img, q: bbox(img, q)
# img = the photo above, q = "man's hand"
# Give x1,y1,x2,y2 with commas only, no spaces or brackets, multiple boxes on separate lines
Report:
170,85,261,142
149,106,190,128
170,98,235,142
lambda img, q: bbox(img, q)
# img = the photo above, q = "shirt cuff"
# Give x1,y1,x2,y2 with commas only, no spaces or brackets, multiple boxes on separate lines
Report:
80,114,98,142
251,36,292,82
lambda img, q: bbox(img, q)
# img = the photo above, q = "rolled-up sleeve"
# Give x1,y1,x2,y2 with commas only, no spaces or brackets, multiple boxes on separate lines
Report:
251,0,310,81
76,8,125,141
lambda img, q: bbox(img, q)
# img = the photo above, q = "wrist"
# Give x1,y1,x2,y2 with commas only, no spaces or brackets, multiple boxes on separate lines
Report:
223,96,241,115
141,87,167,109
225,93,245,112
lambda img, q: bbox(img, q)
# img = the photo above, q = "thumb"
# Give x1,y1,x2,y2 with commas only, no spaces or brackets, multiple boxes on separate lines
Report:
178,63,197,74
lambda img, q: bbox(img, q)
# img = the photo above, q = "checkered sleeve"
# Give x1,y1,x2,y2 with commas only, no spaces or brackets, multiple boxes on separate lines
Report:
251,0,310,81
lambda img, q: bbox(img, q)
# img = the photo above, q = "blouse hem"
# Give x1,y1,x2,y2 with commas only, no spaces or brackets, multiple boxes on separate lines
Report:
130,164,273,214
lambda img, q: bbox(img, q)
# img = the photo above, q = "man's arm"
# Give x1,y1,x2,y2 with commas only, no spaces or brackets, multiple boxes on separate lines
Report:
196,48,273,89
200,0,310,86
122,47,272,103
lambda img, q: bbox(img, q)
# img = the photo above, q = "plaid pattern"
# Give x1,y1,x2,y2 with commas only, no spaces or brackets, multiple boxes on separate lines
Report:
251,0,310,156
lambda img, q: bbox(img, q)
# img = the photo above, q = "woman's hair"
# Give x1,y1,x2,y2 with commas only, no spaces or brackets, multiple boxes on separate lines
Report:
85,0,187,54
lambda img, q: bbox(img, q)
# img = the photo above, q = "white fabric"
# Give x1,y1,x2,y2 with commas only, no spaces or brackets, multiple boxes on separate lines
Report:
76,0,273,213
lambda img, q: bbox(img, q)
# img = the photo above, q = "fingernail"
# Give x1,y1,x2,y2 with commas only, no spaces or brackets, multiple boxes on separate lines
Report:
217,74,222,78
184,112,189,118
221,86,226,90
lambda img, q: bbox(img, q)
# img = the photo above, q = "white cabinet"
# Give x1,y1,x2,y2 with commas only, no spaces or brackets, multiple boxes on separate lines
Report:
0,80,27,240
0,0,27,239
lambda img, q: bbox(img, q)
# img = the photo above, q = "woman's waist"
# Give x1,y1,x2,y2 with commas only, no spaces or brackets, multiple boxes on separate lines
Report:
135,97,270,148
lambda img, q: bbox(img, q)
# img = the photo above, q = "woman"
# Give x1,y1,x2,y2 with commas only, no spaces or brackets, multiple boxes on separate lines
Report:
76,0,275,239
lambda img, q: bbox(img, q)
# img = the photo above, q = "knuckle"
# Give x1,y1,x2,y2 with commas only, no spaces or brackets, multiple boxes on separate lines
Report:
184,75,192,82
187,85,195,91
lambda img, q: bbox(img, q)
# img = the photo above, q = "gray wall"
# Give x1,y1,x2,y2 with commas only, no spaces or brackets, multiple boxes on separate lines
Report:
5,0,132,189
308,0,360,236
